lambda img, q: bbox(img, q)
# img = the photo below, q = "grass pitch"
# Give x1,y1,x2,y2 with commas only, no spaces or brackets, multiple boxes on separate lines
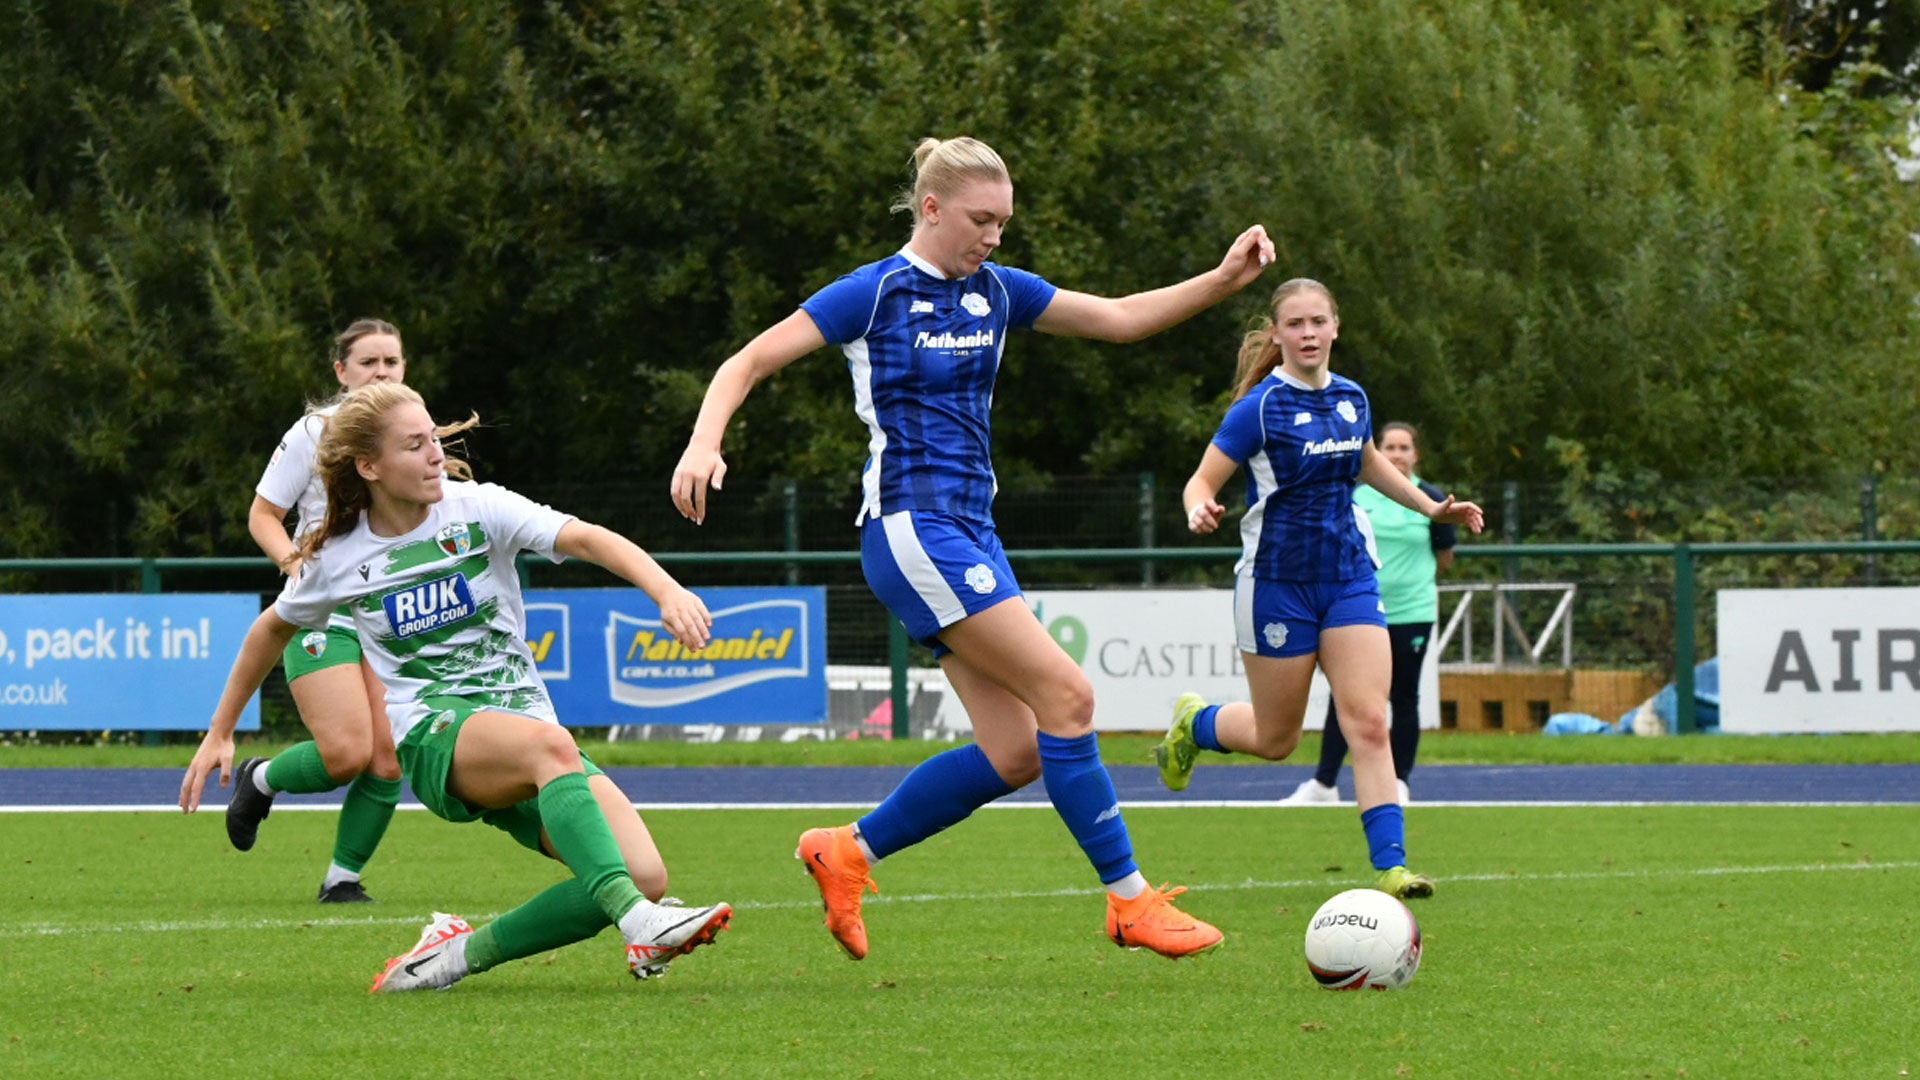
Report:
2,804,1913,1079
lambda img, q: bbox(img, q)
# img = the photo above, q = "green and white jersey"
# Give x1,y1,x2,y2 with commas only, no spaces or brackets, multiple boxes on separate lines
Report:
274,480,574,741
257,404,355,632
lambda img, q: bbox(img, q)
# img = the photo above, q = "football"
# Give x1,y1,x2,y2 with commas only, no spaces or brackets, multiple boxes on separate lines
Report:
1303,888,1423,990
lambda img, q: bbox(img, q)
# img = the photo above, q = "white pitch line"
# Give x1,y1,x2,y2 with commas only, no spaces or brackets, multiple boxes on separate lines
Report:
3,858,1916,941
0,799,1912,813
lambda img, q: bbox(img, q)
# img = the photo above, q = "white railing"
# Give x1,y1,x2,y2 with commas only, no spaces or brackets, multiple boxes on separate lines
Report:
1433,582,1577,668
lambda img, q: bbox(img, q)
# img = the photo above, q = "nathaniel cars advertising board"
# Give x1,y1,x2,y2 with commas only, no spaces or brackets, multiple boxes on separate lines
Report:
1718,587,1920,733
525,587,826,726
0,593,262,730
1024,589,1440,732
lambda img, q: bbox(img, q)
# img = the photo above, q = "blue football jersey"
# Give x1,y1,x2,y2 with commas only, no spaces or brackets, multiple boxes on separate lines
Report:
1211,370,1379,582
802,247,1057,524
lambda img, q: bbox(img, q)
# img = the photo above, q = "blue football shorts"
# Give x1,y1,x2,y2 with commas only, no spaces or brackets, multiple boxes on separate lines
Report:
861,510,1022,655
1234,574,1387,658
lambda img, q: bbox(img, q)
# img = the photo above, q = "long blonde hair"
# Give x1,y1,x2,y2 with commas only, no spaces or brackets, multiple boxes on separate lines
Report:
1230,278,1339,400
296,383,478,563
889,137,1011,226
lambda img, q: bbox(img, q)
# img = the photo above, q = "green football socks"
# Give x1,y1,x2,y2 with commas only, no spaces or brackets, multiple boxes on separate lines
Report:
465,879,611,974
535,771,645,923
330,772,400,873
263,741,340,794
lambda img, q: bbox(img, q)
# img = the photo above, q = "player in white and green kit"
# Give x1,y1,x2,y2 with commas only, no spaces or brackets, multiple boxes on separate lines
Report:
182,382,732,990
239,319,409,903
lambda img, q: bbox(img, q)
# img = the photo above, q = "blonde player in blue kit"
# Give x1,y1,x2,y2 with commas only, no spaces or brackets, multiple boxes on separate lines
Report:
1153,278,1484,899
672,136,1275,960
183,383,732,990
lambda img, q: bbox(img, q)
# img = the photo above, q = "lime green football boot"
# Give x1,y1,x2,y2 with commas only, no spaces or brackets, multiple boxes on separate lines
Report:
1376,866,1436,900
1154,692,1207,792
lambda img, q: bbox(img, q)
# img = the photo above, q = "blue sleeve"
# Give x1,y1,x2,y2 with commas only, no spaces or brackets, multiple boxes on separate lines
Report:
799,270,880,345
1209,387,1267,465
993,266,1059,329
1418,480,1458,551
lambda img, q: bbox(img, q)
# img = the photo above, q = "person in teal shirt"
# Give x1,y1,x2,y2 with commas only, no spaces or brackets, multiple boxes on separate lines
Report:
1284,421,1456,805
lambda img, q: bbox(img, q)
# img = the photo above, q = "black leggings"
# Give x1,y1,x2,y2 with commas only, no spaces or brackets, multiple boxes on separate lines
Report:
1315,621,1433,787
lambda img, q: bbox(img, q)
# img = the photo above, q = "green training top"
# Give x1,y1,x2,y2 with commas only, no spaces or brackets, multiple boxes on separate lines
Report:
1354,476,1456,624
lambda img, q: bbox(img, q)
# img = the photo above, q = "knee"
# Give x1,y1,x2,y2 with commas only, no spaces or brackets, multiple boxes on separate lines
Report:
531,725,582,775
1245,726,1301,761
1340,707,1390,752
366,758,403,783
317,739,372,783
989,745,1041,788
1036,675,1095,737
631,864,668,902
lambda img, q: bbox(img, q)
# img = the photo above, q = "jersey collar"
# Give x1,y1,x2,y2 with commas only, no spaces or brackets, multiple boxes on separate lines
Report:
1273,370,1327,391
899,245,950,280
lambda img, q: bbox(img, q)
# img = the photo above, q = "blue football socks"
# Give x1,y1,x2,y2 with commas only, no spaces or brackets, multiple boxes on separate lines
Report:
1036,730,1138,884
855,743,1017,861
1191,705,1224,752
1360,802,1408,870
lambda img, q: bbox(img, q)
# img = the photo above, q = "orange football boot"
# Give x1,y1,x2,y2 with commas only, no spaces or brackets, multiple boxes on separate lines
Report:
1105,883,1224,958
796,825,879,960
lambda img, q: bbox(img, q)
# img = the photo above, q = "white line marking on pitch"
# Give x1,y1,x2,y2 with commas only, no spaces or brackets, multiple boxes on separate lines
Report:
3,858,1915,941
0,799,1912,813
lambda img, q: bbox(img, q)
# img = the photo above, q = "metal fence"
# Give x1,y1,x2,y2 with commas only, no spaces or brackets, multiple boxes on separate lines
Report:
6,539,1920,738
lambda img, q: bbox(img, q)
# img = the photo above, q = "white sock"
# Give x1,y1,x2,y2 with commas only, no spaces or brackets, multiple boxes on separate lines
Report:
447,932,472,980
615,898,659,940
321,862,360,890
1107,871,1149,899
851,825,880,866
252,765,276,796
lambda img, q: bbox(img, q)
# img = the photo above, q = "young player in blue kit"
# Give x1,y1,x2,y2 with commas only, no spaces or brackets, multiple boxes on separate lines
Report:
671,136,1275,959
1153,279,1483,899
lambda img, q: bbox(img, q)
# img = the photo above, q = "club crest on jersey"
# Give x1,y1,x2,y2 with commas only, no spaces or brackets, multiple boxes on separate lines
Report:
1336,400,1358,424
428,709,458,734
436,522,472,557
382,572,478,639
964,563,997,595
1263,622,1289,650
300,631,328,658
961,292,991,317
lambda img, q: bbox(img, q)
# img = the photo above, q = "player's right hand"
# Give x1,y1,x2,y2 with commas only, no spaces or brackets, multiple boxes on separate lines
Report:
670,444,728,525
178,733,235,813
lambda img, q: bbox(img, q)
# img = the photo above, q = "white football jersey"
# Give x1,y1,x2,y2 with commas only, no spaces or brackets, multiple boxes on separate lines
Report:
256,405,337,539
275,481,573,741
256,404,355,633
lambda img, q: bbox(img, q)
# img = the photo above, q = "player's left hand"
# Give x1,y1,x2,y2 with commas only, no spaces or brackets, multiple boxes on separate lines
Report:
1216,224,1276,290
1429,495,1485,533
1186,500,1227,535
658,586,714,651
178,732,235,813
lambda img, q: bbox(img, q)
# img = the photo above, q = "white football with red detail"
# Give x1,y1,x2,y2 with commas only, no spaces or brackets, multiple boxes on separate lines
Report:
1304,888,1423,990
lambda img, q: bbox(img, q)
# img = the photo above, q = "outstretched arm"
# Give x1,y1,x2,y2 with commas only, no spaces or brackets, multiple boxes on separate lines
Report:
1032,225,1274,343
1359,443,1485,533
554,520,713,650
671,310,828,525
1182,445,1243,535
179,607,300,811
